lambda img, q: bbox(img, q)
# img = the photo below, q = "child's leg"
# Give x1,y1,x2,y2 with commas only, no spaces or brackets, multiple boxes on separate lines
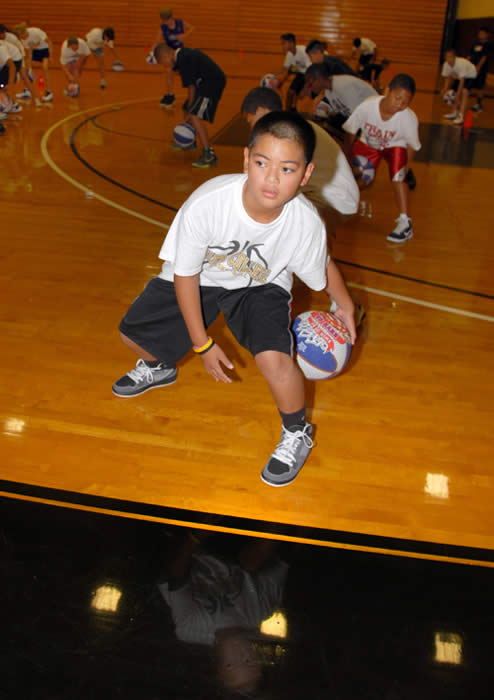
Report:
255,351,305,415
166,66,174,94
189,113,210,148
392,180,408,216
386,147,414,243
41,58,51,91
94,52,105,80
119,332,157,361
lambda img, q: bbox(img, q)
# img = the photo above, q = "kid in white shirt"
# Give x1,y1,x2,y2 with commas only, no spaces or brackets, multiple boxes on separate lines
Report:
276,33,312,111
343,74,421,243
14,24,53,102
440,48,477,125
60,37,91,97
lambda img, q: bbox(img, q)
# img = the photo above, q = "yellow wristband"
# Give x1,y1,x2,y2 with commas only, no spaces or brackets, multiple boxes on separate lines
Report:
193,337,213,354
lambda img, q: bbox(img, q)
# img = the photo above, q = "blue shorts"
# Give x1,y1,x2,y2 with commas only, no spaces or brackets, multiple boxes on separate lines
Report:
32,48,50,62
91,47,104,57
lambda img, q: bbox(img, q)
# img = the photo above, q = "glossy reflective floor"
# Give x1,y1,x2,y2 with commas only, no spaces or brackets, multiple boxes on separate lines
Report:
3,496,494,699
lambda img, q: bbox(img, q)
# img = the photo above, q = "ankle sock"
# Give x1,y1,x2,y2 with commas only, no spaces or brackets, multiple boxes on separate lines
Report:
280,406,306,431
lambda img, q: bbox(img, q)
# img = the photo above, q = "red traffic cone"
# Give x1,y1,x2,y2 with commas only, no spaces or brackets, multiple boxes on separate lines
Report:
463,109,473,129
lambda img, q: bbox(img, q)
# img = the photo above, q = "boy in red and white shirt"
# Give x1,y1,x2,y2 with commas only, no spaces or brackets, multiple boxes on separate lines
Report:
343,73,421,243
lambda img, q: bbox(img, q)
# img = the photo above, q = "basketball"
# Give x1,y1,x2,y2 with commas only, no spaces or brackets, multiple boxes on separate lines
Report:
351,154,375,188
292,310,352,380
444,89,456,104
260,73,279,89
67,82,79,97
314,100,331,119
173,121,196,148
112,61,125,72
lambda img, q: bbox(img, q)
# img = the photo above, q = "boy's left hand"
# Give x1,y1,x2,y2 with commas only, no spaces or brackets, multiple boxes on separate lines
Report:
334,308,356,345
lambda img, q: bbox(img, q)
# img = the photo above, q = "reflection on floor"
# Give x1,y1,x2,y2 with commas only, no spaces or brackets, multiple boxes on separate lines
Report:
3,496,493,699
416,123,494,168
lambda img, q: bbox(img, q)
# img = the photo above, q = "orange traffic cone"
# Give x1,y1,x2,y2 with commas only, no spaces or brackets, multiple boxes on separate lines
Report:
463,109,473,129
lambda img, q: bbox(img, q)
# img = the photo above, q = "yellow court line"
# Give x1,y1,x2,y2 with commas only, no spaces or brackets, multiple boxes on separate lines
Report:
40,97,169,231
2,491,494,569
348,282,494,322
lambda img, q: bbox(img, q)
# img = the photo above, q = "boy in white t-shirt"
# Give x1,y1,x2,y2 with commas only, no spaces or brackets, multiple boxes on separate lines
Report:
304,61,377,129
276,33,312,111
60,36,91,96
343,74,421,243
351,37,377,79
14,24,53,102
113,111,356,488
85,27,119,89
440,48,477,125
0,24,42,105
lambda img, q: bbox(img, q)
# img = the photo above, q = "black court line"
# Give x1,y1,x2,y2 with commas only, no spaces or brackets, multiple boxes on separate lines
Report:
70,109,494,302
1,479,493,565
70,113,179,213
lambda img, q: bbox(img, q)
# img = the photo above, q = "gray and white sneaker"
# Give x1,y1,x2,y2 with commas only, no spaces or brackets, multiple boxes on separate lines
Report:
6,102,22,113
387,215,413,243
261,423,313,487
16,89,32,99
112,359,177,397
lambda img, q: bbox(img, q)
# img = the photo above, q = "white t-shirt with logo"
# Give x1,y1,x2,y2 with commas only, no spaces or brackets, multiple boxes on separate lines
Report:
86,28,114,51
322,75,378,118
358,37,376,55
159,174,328,294
343,96,421,151
22,28,49,50
301,121,359,215
441,57,477,80
60,38,91,65
284,45,311,74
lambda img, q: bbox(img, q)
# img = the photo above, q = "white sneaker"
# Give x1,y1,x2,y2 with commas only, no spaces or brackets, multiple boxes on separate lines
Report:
387,215,413,243
100,78,106,89
0,111,7,121
6,102,22,114
453,115,464,125
42,91,53,103
16,89,32,99
444,111,458,120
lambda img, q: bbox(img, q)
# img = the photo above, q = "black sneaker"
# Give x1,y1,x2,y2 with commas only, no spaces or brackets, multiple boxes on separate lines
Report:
471,103,482,112
261,424,313,487
160,93,176,108
112,359,177,397
0,123,5,135
386,216,413,243
405,168,417,190
192,148,217,168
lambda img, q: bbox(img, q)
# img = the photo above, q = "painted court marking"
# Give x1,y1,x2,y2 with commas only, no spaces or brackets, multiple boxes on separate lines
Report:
41,101,493,324
40,98,169,231
348,283,494,322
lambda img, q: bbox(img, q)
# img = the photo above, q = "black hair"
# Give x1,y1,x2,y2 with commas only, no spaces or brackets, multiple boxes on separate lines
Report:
479,26,489,33
0,24,9,34
103,27,115,41
445,47,456,54
280,33,296,44
388,73,416,96
305,62,330,80
241,87,282,114
248,110,315,164
305,39,325,55
381,58,390,67
353,37,361,48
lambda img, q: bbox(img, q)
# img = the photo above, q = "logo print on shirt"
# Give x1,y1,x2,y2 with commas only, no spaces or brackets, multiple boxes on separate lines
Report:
364,121,396,150
204,240,271,285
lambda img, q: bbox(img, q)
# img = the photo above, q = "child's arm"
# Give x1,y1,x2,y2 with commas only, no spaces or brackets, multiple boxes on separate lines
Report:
343,131,358,163
326,259,356,343
182,21,194,41
151,29,163,51
174,274,234,383
276,67,289,86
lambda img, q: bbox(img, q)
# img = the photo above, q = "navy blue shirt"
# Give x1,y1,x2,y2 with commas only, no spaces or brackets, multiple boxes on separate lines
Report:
161,19,185,49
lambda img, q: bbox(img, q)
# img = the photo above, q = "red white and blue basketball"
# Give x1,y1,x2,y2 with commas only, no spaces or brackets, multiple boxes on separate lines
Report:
173,122,196,147
351,155,375,188
314,100,331,119
292,310,352,380
67,82,80,97
112,60,125,72
260,73,279,89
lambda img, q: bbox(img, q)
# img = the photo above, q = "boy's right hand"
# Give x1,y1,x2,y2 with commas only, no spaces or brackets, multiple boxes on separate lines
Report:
201,344,234,383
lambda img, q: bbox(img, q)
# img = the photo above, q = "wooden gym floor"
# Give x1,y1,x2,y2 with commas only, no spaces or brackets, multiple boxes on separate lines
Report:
1,52,493,566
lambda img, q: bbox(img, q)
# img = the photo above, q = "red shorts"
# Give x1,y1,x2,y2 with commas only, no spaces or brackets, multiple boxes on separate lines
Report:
352,141,408,182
